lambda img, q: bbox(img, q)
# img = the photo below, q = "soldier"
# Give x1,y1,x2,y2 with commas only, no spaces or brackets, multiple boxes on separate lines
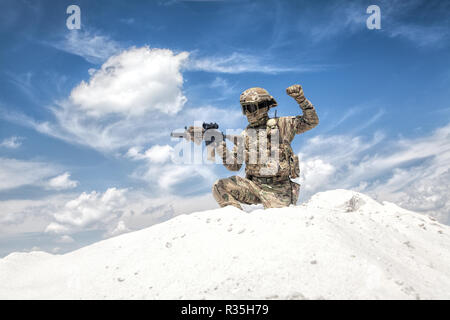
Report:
187,85,319,210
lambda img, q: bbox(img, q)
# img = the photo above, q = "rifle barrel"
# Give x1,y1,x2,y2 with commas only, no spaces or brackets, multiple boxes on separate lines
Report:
170,132,186,138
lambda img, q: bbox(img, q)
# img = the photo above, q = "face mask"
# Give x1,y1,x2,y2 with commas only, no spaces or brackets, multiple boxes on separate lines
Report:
246,106,269,126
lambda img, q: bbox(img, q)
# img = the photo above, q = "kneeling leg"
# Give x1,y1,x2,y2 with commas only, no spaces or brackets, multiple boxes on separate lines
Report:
212,176,261,210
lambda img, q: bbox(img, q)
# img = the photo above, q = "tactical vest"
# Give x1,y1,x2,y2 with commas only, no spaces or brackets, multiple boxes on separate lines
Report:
244,118,300,179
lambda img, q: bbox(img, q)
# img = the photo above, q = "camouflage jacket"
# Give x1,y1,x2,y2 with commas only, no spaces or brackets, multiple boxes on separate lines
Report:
219,98,319,179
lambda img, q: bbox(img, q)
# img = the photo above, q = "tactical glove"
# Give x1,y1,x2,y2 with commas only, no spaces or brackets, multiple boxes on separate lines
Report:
286,84,306,104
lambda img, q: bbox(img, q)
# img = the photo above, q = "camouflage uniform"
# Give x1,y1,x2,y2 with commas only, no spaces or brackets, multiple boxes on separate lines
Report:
212,85,319,210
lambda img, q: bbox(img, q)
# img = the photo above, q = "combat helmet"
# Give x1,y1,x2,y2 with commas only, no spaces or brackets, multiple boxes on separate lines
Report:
240,87,277,115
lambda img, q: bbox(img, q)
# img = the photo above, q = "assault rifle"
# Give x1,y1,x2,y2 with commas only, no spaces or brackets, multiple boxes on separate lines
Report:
170,122,240,161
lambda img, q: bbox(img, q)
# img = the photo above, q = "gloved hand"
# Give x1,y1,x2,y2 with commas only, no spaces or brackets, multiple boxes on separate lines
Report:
286,84,305,102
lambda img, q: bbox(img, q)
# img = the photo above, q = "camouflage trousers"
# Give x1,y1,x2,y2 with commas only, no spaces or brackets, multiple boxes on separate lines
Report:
212,175,300,210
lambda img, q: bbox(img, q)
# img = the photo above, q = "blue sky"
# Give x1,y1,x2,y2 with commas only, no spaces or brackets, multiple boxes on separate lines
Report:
0,0,449,256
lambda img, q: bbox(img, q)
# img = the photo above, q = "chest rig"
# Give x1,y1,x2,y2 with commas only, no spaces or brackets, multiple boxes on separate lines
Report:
244,118,300,179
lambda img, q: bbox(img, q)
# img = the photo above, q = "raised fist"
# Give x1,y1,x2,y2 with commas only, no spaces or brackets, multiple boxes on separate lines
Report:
286,84,304,100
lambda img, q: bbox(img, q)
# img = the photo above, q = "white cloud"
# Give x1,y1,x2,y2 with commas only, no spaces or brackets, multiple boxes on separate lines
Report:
298,159,336,193
0,195,73,236
69,47,188,117
27,47,190,152
186,52,323,74
0,187,218,245
52,247,61,253
45,172,79,191
298,0,450,48
0,190,119,239
106,220,130,237
52,30,318,74
0,158,58,191
307,2,366,43
57,235,75,243
156,164,216,190
296,123,450,224
0,158,79,192
39,187,219,238
5,72,36,101
45,223,70,235
2,47,284,153
127,144,174,163
387,24,449,47
2,103,243,156
119,191,218,229
0,136,23,149
127,144,217,191
51,188,128,230
380,0,450,47
210,77,235,97
51,30,122,64
210,77,230,89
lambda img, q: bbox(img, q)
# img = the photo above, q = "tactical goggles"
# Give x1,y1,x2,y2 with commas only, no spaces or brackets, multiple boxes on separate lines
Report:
241,101,271,114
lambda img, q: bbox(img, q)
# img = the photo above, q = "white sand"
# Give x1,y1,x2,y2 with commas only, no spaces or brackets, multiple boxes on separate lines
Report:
1,189,449,299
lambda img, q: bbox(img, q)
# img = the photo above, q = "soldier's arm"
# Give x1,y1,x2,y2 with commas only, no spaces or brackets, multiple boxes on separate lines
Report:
217,140,242,171
286,84,319,135
185,126,243,170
